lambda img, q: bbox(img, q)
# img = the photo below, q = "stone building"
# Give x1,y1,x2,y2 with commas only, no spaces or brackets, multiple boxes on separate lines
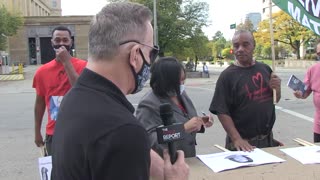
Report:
0,0,92,65
0,0,61,16
12,16,92,65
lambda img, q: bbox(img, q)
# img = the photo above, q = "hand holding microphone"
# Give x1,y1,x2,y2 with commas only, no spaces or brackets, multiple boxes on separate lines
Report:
163,150,189,180
157,103,185,164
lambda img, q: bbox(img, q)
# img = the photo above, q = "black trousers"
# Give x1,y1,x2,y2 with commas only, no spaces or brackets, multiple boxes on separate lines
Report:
314,132,320,143
44,135,53,156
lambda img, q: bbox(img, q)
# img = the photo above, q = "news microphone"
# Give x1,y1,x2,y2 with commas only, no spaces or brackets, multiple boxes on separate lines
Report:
157,103,185,164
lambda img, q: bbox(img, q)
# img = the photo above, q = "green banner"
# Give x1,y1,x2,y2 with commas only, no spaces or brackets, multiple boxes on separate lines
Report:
272,0,320,35
230,24,236,29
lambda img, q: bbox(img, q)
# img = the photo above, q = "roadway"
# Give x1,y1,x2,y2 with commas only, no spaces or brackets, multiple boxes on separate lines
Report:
0,64,314,179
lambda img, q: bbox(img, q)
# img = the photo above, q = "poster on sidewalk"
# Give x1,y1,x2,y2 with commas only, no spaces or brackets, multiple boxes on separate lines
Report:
197,148,285,173
280,146,320,164
38,156,52,180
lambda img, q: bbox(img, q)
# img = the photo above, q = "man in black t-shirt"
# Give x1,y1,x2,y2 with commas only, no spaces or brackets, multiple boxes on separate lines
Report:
52,2,189,180
209,30,281,151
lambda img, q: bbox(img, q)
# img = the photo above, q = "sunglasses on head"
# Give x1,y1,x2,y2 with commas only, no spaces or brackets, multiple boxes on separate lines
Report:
119,40,160,64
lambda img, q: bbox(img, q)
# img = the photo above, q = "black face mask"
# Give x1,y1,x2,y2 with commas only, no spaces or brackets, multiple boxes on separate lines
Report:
53,45,71,52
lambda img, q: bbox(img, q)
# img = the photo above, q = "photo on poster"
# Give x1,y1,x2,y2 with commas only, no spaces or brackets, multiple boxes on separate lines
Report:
225,154,253,163
38,156,52,180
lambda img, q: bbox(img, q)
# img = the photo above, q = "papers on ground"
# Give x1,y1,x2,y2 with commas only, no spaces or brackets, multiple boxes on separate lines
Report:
280,146,320,164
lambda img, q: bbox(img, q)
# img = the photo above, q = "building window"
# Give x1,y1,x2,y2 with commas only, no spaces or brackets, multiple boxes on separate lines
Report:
52,1,57,8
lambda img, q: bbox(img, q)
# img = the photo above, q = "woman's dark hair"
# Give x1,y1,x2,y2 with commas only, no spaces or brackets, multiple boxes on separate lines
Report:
150,57,185,98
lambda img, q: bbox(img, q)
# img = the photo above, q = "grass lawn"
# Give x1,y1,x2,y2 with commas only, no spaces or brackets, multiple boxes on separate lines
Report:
256,59,273,66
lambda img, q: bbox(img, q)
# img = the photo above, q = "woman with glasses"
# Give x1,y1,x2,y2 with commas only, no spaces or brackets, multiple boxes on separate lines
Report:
136,57,213,158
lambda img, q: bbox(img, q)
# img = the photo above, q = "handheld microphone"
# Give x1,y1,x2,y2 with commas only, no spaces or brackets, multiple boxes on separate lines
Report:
157,103,185,164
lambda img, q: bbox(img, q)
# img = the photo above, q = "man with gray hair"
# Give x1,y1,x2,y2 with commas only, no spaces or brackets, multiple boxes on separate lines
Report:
52,2,189,180
209,30,281,152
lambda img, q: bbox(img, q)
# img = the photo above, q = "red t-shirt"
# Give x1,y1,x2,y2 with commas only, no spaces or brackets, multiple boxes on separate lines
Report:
32,57,87,135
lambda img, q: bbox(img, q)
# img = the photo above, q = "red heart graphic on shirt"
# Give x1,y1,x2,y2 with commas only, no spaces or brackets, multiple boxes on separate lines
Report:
252,73,263,90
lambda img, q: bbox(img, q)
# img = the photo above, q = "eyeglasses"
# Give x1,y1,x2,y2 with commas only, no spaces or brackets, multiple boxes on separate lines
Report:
119,40,159,64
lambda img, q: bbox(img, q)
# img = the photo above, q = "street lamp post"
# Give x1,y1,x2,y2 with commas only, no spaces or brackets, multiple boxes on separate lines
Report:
268,0,277,104
153,0,158,46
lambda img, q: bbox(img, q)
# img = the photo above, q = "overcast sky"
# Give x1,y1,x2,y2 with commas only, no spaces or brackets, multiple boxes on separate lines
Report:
61,0,262,40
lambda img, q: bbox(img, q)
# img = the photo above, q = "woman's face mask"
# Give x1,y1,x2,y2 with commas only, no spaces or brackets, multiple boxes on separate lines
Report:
180,71,186,95
180,84,185,95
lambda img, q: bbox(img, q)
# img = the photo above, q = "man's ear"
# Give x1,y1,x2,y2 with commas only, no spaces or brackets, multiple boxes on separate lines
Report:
51,39,54,47
69,38,73,47
129,45,141,72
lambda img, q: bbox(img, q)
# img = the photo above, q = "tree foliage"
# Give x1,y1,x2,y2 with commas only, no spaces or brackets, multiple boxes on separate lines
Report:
211,31,226,58
107,0,210,59
221,47,233,59
254,11,318,59
236,19,254,32
0,5,24,51
188,27,210,71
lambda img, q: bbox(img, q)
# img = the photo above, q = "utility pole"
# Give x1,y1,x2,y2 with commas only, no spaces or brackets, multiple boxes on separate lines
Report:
269,0,277,104
153,0,158,46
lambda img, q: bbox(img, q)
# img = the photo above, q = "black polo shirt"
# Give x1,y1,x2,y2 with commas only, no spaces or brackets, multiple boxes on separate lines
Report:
52,68,151,180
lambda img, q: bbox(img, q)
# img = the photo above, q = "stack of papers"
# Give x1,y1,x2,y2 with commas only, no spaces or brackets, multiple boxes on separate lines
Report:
197,148,285,173
280,146,320,164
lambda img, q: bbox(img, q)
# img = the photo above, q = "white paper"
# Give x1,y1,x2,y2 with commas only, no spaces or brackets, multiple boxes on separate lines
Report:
197,148,285,173
280,146,320,164
38,156,52,180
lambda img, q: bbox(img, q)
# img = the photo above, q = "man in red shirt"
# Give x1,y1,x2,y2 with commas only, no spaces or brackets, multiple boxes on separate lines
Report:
32,26,87,155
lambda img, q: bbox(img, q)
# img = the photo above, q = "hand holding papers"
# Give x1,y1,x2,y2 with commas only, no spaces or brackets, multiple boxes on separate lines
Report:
197,148,285,173
287,75,307,95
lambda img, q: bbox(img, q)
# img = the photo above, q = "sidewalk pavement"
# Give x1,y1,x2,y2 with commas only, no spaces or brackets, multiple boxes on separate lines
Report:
0,65,40,94
0,74,24,81
0,65,24,81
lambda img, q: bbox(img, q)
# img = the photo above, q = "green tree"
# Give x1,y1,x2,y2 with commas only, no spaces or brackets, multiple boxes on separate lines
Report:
212,30,224,42
254,44,263,58
0,5,24,51
211,31,226,58
188,27,210,71
236,18,254,32
221,47,233,59
262,45,271,59
254,11,317,59
108,0,209,57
